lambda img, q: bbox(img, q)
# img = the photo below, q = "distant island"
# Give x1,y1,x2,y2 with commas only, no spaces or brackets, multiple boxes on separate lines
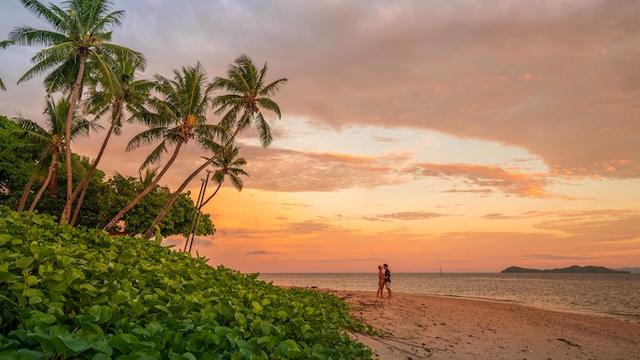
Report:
501,265,630,274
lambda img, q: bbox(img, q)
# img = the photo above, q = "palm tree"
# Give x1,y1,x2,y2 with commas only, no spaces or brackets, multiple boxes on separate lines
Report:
3,0,145,224
103,63,225,231
13,98,95,212
211,55,288,146
66,57,152,225
181,144,248,250
17,170,44,212
143,139,250,238
201,144,247,209
142,55,287,236
185,144,249,248
141,55,286,238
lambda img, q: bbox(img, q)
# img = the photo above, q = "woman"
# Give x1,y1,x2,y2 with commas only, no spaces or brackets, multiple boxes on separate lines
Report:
376,265,385,298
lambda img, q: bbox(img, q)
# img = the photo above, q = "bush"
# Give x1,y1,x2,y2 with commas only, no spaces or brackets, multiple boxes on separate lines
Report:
0,208,371,359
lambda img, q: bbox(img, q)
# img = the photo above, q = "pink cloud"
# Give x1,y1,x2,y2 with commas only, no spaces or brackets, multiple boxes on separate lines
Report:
407,162,551,198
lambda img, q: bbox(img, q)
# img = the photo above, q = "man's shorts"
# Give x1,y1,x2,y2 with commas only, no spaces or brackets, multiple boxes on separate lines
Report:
384,281,391,290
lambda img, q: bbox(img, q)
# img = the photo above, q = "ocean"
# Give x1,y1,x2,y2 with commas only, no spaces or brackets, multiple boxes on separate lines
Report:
259,273,640,323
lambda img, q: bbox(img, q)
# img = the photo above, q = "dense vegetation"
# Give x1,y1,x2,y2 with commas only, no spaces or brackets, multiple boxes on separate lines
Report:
0,2,373,357
0,208,372,359
0,115,214,237
1,0,284,243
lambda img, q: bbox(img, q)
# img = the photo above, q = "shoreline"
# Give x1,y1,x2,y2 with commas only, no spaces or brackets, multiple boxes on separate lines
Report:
326,290,640,359
393,291,640,324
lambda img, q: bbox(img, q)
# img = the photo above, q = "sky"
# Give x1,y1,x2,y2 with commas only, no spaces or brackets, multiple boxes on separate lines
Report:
1,0,639,272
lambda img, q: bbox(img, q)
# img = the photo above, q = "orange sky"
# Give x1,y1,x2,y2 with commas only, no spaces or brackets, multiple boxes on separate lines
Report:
1,0,639,272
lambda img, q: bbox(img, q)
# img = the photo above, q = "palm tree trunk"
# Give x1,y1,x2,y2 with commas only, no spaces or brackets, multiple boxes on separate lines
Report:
70,181,88,225
60,52,88,224
186,180,221,253
17,173,37,212
103,141,184,231
198,181,223,210
63,119,118,223
143,157,216,238
29,152,59,213
184,179,207,251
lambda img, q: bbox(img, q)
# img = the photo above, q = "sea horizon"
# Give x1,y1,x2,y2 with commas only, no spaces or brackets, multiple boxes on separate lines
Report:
260,272,640,323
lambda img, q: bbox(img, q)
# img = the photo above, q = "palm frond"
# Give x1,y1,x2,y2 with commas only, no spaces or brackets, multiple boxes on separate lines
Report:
18,0,69,31
18,42,75,84
127,127,167,151
139,140,167,170
259,78,288,96
254,111,273,147
256,97,282,118
7,26,68,47
90,10,125,33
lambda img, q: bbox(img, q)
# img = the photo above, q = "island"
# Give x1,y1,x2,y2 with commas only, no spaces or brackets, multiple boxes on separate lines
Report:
501,265,630,274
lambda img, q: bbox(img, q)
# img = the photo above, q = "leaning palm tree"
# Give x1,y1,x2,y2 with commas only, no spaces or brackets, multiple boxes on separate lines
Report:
66,57,152,225
181,144,248,250
200,144,247,210
13,98,94,212
143,140,250,238
211,55,288,146
3,0,145,224
103,63,225,231
141,55,286,238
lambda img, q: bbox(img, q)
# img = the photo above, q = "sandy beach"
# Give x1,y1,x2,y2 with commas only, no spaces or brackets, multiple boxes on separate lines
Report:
328,290,640,359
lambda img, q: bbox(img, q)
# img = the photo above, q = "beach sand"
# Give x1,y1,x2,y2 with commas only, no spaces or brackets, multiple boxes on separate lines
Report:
328,290,640,359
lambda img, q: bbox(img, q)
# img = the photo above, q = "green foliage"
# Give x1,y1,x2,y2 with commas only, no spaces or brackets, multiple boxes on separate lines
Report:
0,114,213,237
4,0,145,92
0,116,39,204
0,209,372,359
212,55,288,147
105,174,214,236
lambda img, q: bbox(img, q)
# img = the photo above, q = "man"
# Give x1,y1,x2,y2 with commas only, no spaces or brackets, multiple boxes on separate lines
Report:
383,263,392,299
377,265,384,298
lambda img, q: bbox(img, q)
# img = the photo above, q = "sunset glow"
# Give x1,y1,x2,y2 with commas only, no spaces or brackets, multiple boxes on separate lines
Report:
2,0,638,272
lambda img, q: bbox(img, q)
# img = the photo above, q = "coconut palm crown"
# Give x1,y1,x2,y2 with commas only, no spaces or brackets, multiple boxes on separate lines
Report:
211,55,287,147
13,97,97,212
2,0,145,223
66,56,153,224
103,63,227,231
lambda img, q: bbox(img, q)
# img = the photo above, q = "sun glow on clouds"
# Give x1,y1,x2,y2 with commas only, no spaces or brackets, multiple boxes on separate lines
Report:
184,120,640,272
1,0,639,272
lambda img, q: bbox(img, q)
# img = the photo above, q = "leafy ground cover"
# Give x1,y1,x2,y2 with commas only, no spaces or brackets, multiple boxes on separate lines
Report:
0,207,372,359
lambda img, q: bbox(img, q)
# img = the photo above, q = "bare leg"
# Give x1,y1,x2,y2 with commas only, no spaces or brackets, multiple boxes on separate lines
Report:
387,287,392,299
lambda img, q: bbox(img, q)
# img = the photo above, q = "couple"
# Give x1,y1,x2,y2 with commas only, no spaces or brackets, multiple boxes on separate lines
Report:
377,264,392,299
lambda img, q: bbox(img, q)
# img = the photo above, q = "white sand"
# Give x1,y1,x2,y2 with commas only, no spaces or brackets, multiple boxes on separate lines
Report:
329,290,640,359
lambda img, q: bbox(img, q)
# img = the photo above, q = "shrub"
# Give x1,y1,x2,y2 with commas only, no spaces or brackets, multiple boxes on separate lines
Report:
0,207,371,359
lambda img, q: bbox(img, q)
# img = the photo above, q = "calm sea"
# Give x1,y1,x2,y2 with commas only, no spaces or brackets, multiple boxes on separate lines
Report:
259,273,640,323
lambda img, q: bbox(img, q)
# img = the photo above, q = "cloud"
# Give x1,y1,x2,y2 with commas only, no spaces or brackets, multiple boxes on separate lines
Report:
284,221,343,234
246,250,279,255
218,219,345,239
239,146,408,192
534,211,640,242
442,188,493,194
4,1,639,180
407,162,551,198
364,211,446,221
483,213,515,220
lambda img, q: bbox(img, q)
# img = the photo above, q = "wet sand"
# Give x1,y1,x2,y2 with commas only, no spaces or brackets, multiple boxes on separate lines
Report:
329,290,640,359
